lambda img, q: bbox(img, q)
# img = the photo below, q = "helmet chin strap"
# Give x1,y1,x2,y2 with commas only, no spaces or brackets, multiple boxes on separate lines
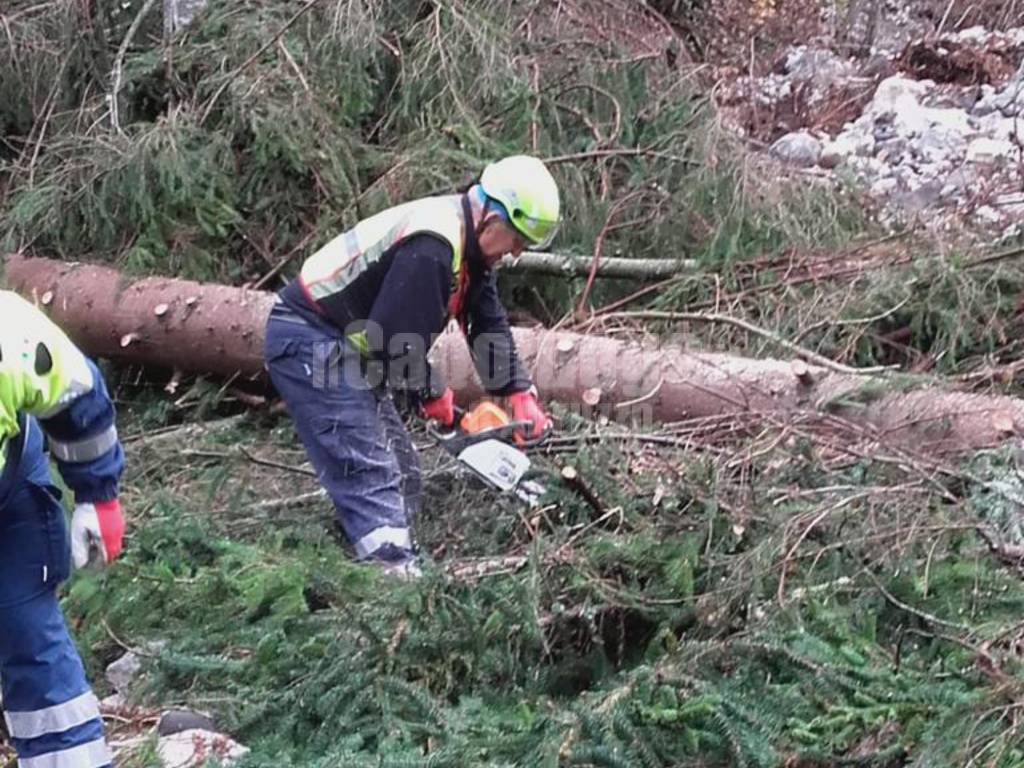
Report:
462,188,495,271
469,187,507,254
468,185,494,239
468,185,524,268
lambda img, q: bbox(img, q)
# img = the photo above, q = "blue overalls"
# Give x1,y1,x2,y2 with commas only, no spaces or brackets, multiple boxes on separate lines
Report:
264,301,421,564
0,415,110,767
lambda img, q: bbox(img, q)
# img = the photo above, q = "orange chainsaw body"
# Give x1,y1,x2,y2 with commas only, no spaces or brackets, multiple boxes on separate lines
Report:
459,401,511,434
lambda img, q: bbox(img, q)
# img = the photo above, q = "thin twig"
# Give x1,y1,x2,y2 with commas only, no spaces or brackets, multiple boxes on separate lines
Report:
544,147,694,166
110,0,160,135
792,297,911,344
123,414,248,446
26,64,63,186
277,38,310,93
865,570,971,632
964,244,1024,271
603,310,891,375
777,492,870,606
936,0,958,35
614,376,665,412
246,489,326,512
576,191,643,315
199,0,324,126
238,446,316,477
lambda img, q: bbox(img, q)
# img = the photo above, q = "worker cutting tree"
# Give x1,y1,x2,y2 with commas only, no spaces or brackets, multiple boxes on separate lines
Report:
264,155,560,577
0,291,126,768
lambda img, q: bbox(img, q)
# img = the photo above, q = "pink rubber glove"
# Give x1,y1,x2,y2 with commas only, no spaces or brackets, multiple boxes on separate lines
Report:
421,387,456,427
507,389,550,440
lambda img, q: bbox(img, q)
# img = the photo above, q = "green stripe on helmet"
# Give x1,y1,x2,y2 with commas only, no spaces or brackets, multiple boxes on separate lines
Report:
479,155,561,248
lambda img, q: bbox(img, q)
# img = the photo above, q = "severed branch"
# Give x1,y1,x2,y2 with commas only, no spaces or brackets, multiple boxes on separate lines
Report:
501,251,696,279
238,447,316,477
577,191,644,316
560,465,607,518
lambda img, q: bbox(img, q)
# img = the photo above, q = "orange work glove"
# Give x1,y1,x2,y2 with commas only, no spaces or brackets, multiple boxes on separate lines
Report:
506,388,550,440
421,387,456,427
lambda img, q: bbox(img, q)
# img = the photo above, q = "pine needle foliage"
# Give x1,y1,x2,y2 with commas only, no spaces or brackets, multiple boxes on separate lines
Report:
6,2,1024,765
59,407,1024,766
2,0,863,290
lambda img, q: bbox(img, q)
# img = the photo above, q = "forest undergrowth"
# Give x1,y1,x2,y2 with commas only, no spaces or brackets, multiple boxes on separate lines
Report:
4,0,1024,765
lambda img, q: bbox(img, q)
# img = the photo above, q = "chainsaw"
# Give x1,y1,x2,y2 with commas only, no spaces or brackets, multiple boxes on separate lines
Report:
426,400,549,507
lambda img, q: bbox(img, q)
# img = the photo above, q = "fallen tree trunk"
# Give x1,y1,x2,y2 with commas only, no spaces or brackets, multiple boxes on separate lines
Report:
3,255,271,377
500,251,695,278
5,254,1023,454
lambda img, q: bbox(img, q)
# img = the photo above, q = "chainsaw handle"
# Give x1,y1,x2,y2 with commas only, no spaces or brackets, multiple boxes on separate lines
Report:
427,418,535,447
515,420,553,449
424,404,466,439
425,419,458,442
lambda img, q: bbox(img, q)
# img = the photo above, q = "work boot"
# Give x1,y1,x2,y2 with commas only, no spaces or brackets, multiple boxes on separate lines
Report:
371,544,423,581
380,558,423,581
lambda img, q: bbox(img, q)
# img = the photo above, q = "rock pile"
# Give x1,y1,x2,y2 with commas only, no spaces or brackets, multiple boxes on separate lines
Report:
102,650,249,766
728,26,1024,238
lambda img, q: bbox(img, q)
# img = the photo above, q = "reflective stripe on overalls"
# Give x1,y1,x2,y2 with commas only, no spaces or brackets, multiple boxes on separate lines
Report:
0,415,111,768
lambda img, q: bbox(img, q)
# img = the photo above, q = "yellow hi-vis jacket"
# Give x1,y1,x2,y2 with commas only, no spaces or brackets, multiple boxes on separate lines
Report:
0,291,109,476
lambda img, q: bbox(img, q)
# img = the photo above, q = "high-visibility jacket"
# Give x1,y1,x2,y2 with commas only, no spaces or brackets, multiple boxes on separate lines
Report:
290,195,465,338
278,194,531,397
0,291,123,502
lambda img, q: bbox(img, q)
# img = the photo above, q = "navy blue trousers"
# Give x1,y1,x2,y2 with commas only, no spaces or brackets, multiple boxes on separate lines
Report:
0,417,110,767
264,306,421,562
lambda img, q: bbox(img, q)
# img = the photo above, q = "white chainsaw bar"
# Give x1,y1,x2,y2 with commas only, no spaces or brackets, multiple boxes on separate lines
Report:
456,439,546,506
428,417,549,507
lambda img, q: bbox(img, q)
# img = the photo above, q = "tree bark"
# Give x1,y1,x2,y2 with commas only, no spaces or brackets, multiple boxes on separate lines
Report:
5,254,1024,454
3,255,271,378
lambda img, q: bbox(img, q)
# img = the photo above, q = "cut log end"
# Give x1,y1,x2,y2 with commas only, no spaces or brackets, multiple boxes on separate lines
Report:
165,369,184,395
791,359,814,386
555,338,577,365
992,412,1017,437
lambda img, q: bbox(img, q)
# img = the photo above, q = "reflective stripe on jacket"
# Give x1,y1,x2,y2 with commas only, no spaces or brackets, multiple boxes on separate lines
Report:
298,195,464,326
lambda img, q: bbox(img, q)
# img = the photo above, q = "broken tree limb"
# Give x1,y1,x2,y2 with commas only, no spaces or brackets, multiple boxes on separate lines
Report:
500,251,695,278
7,254,1024,454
